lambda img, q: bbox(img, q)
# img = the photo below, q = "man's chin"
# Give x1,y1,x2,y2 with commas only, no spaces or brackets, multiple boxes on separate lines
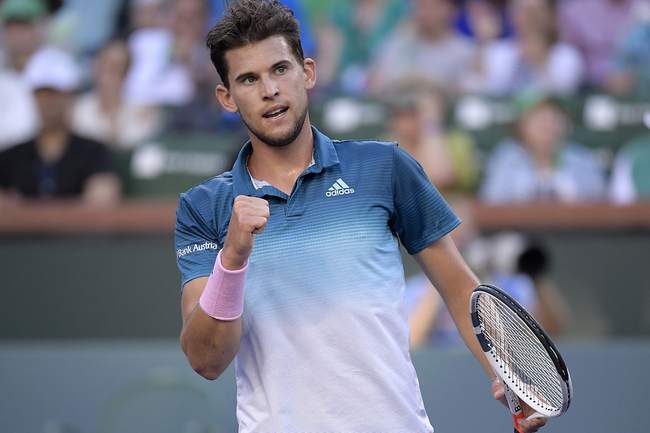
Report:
258,131,298,148
246,114,307,148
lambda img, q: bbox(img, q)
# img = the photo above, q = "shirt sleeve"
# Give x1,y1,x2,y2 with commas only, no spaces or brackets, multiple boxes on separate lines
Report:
175,192,221,290
390,145,461,255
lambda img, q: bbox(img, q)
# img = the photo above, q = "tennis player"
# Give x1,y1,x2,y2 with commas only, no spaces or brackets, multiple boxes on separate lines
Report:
175,1,548,431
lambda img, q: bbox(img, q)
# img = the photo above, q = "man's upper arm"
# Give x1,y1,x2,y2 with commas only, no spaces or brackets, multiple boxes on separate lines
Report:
175,192,220,290
390,145,460,255
413,234,479,303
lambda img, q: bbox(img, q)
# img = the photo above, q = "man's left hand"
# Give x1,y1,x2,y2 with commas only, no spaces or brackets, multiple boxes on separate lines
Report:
491,377,548,433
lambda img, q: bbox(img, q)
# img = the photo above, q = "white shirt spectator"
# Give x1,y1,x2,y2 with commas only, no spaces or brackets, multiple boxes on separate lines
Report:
462,39,586,96
370,24,475,94
0,70,39,149
123,28,195,106
72,92,162,150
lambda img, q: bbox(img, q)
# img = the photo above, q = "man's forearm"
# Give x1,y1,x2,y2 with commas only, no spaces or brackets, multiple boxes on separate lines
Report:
180,302,242,380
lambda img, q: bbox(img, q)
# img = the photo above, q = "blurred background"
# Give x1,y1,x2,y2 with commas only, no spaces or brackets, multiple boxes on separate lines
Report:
0,0,649,431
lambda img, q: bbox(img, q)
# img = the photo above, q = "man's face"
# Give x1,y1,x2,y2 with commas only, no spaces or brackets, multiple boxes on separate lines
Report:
391,109,420,143
2,20,42,58
414,0,454,34
518,102,566,158
509,0,553,35
34,88,73,130
94,41,130,90
173,0,207,41
216,36,316,147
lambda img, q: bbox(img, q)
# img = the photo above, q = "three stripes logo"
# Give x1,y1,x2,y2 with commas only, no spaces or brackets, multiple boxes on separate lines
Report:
326,178,355,197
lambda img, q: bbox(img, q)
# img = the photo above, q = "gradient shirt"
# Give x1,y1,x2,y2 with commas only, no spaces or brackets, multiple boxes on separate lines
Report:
175,127,460,432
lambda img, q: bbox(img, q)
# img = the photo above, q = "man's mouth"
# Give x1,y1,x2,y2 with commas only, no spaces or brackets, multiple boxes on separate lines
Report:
263,107,288,119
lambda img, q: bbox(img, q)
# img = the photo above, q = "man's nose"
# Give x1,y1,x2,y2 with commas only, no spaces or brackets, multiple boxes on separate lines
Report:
261,76,279,99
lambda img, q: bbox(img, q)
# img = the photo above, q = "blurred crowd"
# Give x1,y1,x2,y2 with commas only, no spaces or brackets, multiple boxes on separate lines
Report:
2,0,647,346
0,0,649,206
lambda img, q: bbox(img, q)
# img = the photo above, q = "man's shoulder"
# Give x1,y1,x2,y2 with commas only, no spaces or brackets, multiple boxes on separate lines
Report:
176,171,236,228
331,138,397,153
182,171,235,203
328,138,398,168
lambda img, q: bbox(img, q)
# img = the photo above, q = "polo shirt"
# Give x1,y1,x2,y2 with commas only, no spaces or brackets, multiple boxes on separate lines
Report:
175,126,460,432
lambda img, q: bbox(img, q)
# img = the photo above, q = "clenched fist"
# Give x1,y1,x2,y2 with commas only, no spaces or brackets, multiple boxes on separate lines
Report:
221,195,270,270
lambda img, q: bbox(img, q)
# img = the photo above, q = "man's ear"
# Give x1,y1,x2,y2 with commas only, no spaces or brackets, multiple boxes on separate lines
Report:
216,85,239,113
303,58,317,91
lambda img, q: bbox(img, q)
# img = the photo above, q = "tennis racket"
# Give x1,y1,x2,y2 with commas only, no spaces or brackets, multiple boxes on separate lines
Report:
470,284,572,433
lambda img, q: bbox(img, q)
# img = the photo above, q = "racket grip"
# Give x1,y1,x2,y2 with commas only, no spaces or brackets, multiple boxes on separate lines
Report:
503,382,525,433
511,411,525,433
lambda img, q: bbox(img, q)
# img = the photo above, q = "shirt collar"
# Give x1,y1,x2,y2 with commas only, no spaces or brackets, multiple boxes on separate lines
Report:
231,126,339,198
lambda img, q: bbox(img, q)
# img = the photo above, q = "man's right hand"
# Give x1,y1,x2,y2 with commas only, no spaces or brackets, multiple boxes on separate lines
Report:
221,195,270,270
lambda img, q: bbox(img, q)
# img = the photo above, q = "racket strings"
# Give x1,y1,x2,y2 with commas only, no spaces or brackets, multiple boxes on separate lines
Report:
477,294,563,413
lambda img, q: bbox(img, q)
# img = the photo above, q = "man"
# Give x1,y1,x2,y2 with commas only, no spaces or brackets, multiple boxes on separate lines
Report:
368,0,476,96
0,0,48,72
558,0,650,88
479,90,607,204
609,130,650,204
175,1,547,432
0,0,47,149
0,47,121,204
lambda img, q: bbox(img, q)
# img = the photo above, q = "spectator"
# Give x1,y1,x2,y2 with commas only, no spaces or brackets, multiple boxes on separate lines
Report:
71,38,163,150
384,79,480,194
455,0,513,41
368,0,475,97
609,131,650,204
461,0,585,96
0,0,48,72
0,47,121,205
165,0,245,132
606,13,650,99
315,0,409,96
0,0,48,149
558,0,650,90
479,90,607,204
122,0,196,106
0,69,39,150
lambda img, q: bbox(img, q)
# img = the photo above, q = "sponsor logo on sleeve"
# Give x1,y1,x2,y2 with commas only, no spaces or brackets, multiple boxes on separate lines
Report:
176,241,219,259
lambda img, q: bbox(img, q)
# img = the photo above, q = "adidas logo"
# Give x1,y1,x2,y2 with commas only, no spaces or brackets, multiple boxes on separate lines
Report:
326,178,355,197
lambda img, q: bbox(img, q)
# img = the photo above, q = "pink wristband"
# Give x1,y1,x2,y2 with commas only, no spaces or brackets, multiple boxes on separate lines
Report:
199,250,248,321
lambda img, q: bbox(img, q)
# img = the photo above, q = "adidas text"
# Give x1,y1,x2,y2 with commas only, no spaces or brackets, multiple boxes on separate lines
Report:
326,188,355,197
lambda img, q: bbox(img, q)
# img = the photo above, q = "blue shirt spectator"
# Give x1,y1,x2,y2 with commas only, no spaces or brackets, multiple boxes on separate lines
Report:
479,91,607,204
607,20,650,99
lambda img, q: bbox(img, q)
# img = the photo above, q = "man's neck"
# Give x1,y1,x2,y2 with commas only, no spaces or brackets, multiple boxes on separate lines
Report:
37,128,70,164
246,120,314,196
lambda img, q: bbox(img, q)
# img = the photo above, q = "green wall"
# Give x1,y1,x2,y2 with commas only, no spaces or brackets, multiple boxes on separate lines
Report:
1,230,649,339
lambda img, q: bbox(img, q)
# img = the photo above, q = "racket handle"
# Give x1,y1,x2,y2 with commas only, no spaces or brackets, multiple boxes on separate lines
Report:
511,411,525,433
503,382,525,433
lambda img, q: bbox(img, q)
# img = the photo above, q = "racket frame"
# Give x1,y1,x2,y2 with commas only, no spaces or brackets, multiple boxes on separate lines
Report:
470,284,572,419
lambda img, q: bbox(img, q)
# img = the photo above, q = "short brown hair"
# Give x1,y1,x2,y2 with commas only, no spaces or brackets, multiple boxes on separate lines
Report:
206,0,304,88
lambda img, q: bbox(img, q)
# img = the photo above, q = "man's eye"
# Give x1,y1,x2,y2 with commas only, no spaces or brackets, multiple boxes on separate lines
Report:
245,77,255,84
277,66,286,73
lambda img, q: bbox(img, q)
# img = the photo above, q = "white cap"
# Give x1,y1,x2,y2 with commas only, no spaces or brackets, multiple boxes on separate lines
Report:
23,46,81,92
